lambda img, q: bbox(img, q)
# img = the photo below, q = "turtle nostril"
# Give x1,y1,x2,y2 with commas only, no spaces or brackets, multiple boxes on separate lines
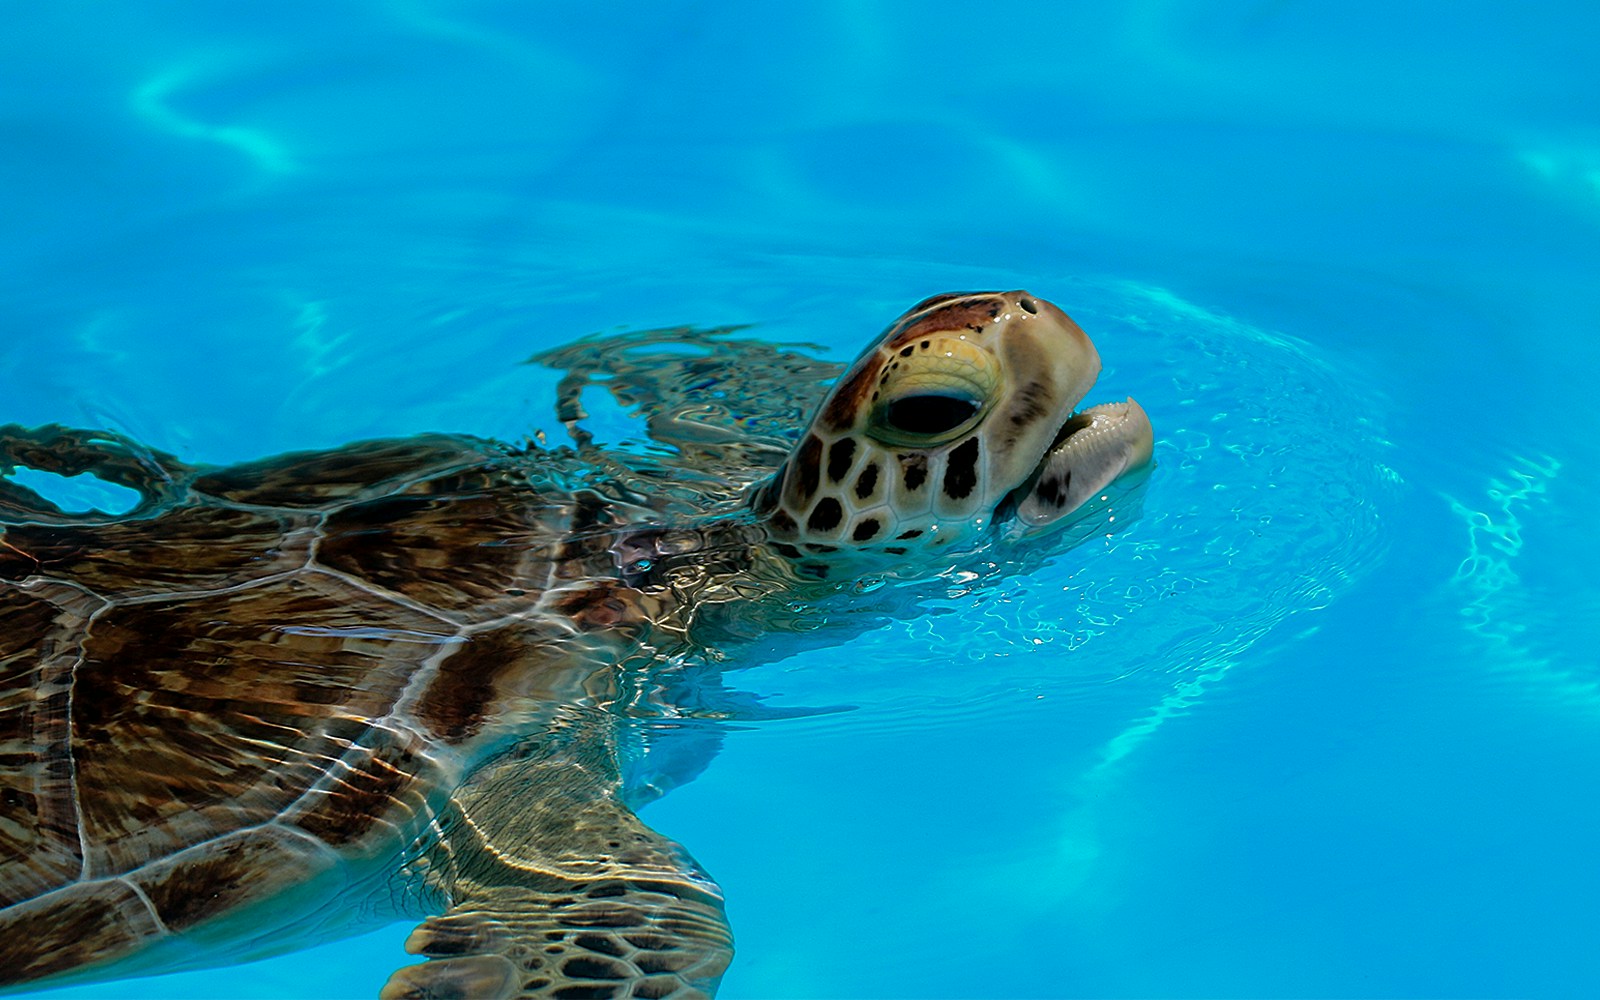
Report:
1018,296,1038,315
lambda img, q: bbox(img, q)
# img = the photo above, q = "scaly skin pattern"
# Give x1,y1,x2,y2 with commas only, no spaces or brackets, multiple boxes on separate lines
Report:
0,291,1152,998
758,291,1151,572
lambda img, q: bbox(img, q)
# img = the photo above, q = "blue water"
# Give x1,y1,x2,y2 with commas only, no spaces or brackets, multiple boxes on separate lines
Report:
5,2,1598,997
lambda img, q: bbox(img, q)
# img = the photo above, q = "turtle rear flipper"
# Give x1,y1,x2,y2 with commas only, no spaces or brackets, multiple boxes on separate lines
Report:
384,734,731,1000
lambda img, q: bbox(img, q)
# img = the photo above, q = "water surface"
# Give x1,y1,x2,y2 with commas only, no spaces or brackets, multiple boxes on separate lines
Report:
4,2,1598,997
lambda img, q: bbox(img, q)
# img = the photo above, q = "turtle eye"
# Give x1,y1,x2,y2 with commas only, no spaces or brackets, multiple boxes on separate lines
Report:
869,389,987,446
864,335,998,446
883,395,980,436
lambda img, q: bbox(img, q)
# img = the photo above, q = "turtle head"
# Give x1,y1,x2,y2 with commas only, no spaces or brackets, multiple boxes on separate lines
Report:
758,291,1153,563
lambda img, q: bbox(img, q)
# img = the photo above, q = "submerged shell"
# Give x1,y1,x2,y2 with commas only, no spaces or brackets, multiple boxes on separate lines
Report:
0,326,842,984
0,438,575,974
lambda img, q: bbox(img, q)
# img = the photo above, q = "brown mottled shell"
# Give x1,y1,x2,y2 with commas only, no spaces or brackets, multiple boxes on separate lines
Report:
0,432,647,978
0,324,846,983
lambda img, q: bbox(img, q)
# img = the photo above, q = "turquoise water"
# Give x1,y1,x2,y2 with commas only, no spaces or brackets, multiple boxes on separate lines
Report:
4,2,1599,997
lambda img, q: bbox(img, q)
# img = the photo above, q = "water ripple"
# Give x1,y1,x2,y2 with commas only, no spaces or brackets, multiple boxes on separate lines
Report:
131,66,297,175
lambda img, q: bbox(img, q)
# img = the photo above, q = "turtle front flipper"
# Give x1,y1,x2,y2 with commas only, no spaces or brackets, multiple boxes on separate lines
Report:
383,731,732,1000
530,326,844,511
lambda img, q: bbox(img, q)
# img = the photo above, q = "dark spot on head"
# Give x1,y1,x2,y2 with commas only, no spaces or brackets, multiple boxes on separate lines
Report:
772,542,802,559
899,345,914,357
896,528,923,539
806,497,843,533
854,463,879,500
1018,381,1050,414
998,381,1054,447
851,519,881,541
1037,470,1070,508
943,437,980,501
788,435,823,505
920,340,930,349
827,439,856,483
885,546,908,555
900,454,927,492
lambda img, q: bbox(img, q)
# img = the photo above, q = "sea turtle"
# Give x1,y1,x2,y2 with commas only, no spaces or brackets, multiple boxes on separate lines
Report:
0,291,1153,998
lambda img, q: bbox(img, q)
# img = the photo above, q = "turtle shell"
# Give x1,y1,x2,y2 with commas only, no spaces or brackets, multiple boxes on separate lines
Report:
0,430,670,981
0,324,844,985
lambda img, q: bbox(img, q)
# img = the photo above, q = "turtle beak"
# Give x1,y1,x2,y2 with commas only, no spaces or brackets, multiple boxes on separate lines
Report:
1008,398,1154,529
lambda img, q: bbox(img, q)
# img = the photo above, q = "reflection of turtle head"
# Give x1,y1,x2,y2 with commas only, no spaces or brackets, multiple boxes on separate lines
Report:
760,291,1153,559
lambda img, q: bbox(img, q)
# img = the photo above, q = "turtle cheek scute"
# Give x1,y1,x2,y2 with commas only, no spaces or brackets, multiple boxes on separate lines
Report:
940,437,981,503
898,453,928,494
826,439,856,484
853,462,880,502
849,516,884,542
804,497,845,535
928,438,981,523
